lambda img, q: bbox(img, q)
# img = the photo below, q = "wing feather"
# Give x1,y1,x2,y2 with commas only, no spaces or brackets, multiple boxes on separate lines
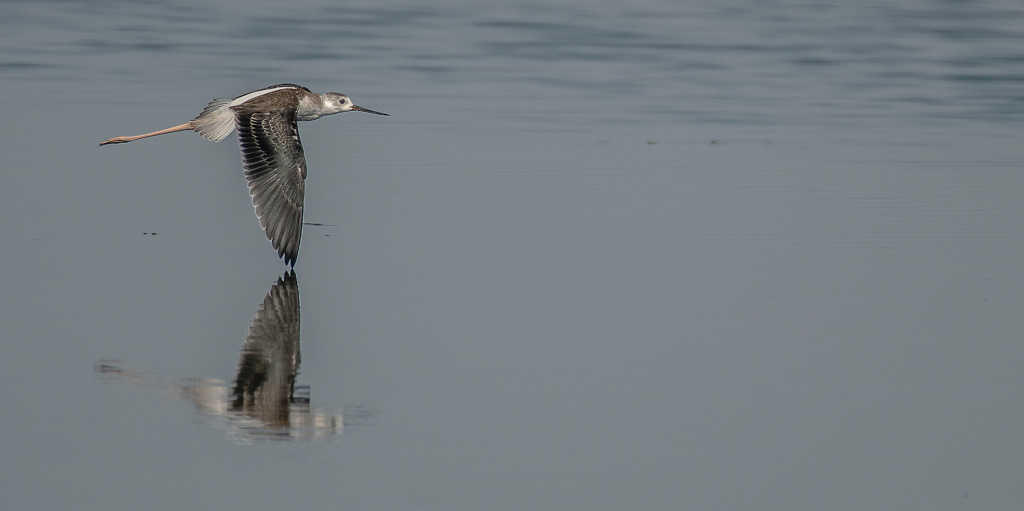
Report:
236,109,306,266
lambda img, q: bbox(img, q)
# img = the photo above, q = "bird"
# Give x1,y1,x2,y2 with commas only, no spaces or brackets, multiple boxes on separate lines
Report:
100,83,388,266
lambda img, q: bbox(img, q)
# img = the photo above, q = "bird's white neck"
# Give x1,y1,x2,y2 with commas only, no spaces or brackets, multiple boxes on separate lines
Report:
296,94,329,121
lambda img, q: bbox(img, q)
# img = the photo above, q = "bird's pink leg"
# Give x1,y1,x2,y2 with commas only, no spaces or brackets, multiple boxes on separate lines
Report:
100,122,195,146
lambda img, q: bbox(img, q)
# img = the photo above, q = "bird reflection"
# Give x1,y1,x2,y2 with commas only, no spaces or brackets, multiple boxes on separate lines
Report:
230,271,302,426
96,272,368,444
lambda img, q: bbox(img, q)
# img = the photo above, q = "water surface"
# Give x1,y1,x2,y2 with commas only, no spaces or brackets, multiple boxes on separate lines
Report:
1,1,1023,510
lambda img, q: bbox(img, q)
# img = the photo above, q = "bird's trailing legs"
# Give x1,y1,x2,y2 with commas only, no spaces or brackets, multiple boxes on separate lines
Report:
100,122,196,146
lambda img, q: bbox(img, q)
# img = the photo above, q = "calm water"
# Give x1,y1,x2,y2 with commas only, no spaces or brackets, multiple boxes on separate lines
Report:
2,0,1023,510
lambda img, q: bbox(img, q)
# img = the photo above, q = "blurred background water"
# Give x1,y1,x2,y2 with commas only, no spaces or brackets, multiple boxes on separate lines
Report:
1,0,1023,510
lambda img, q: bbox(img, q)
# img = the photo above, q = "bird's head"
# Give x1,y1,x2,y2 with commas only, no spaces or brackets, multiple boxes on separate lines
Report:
322,92,389,116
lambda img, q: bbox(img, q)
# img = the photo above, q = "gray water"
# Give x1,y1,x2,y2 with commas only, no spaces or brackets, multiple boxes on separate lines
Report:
2,0,1023,509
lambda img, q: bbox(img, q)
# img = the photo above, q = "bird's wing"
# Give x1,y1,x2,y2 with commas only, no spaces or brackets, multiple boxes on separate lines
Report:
236,109,306,266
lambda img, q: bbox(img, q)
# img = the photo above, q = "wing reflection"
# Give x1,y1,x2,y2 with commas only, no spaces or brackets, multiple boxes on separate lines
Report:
182,271,344,442
230,270,302,427
96,271,370,444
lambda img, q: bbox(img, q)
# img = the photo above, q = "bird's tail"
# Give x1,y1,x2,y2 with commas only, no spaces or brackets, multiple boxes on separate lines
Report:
191,98,236,142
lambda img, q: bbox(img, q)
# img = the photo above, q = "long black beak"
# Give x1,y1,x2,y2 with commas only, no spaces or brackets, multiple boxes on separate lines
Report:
351,105,389,116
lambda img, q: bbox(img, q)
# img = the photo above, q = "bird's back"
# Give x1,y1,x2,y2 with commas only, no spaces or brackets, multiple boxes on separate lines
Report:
230,84,306,116
190,84,309,142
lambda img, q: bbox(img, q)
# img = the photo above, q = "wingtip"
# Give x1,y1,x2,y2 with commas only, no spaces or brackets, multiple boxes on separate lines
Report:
282,250,298,268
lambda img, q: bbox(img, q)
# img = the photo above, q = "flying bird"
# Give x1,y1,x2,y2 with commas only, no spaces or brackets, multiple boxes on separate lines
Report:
101,83,388,266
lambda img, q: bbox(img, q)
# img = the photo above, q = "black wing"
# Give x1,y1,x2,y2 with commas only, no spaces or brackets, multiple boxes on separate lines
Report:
236,110,307,266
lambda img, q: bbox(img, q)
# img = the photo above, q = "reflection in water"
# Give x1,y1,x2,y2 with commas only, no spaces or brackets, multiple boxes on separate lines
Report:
96,272,369,444
230,270,303,429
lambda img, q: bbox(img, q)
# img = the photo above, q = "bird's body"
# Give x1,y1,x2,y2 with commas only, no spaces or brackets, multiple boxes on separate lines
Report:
101,84,387,266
